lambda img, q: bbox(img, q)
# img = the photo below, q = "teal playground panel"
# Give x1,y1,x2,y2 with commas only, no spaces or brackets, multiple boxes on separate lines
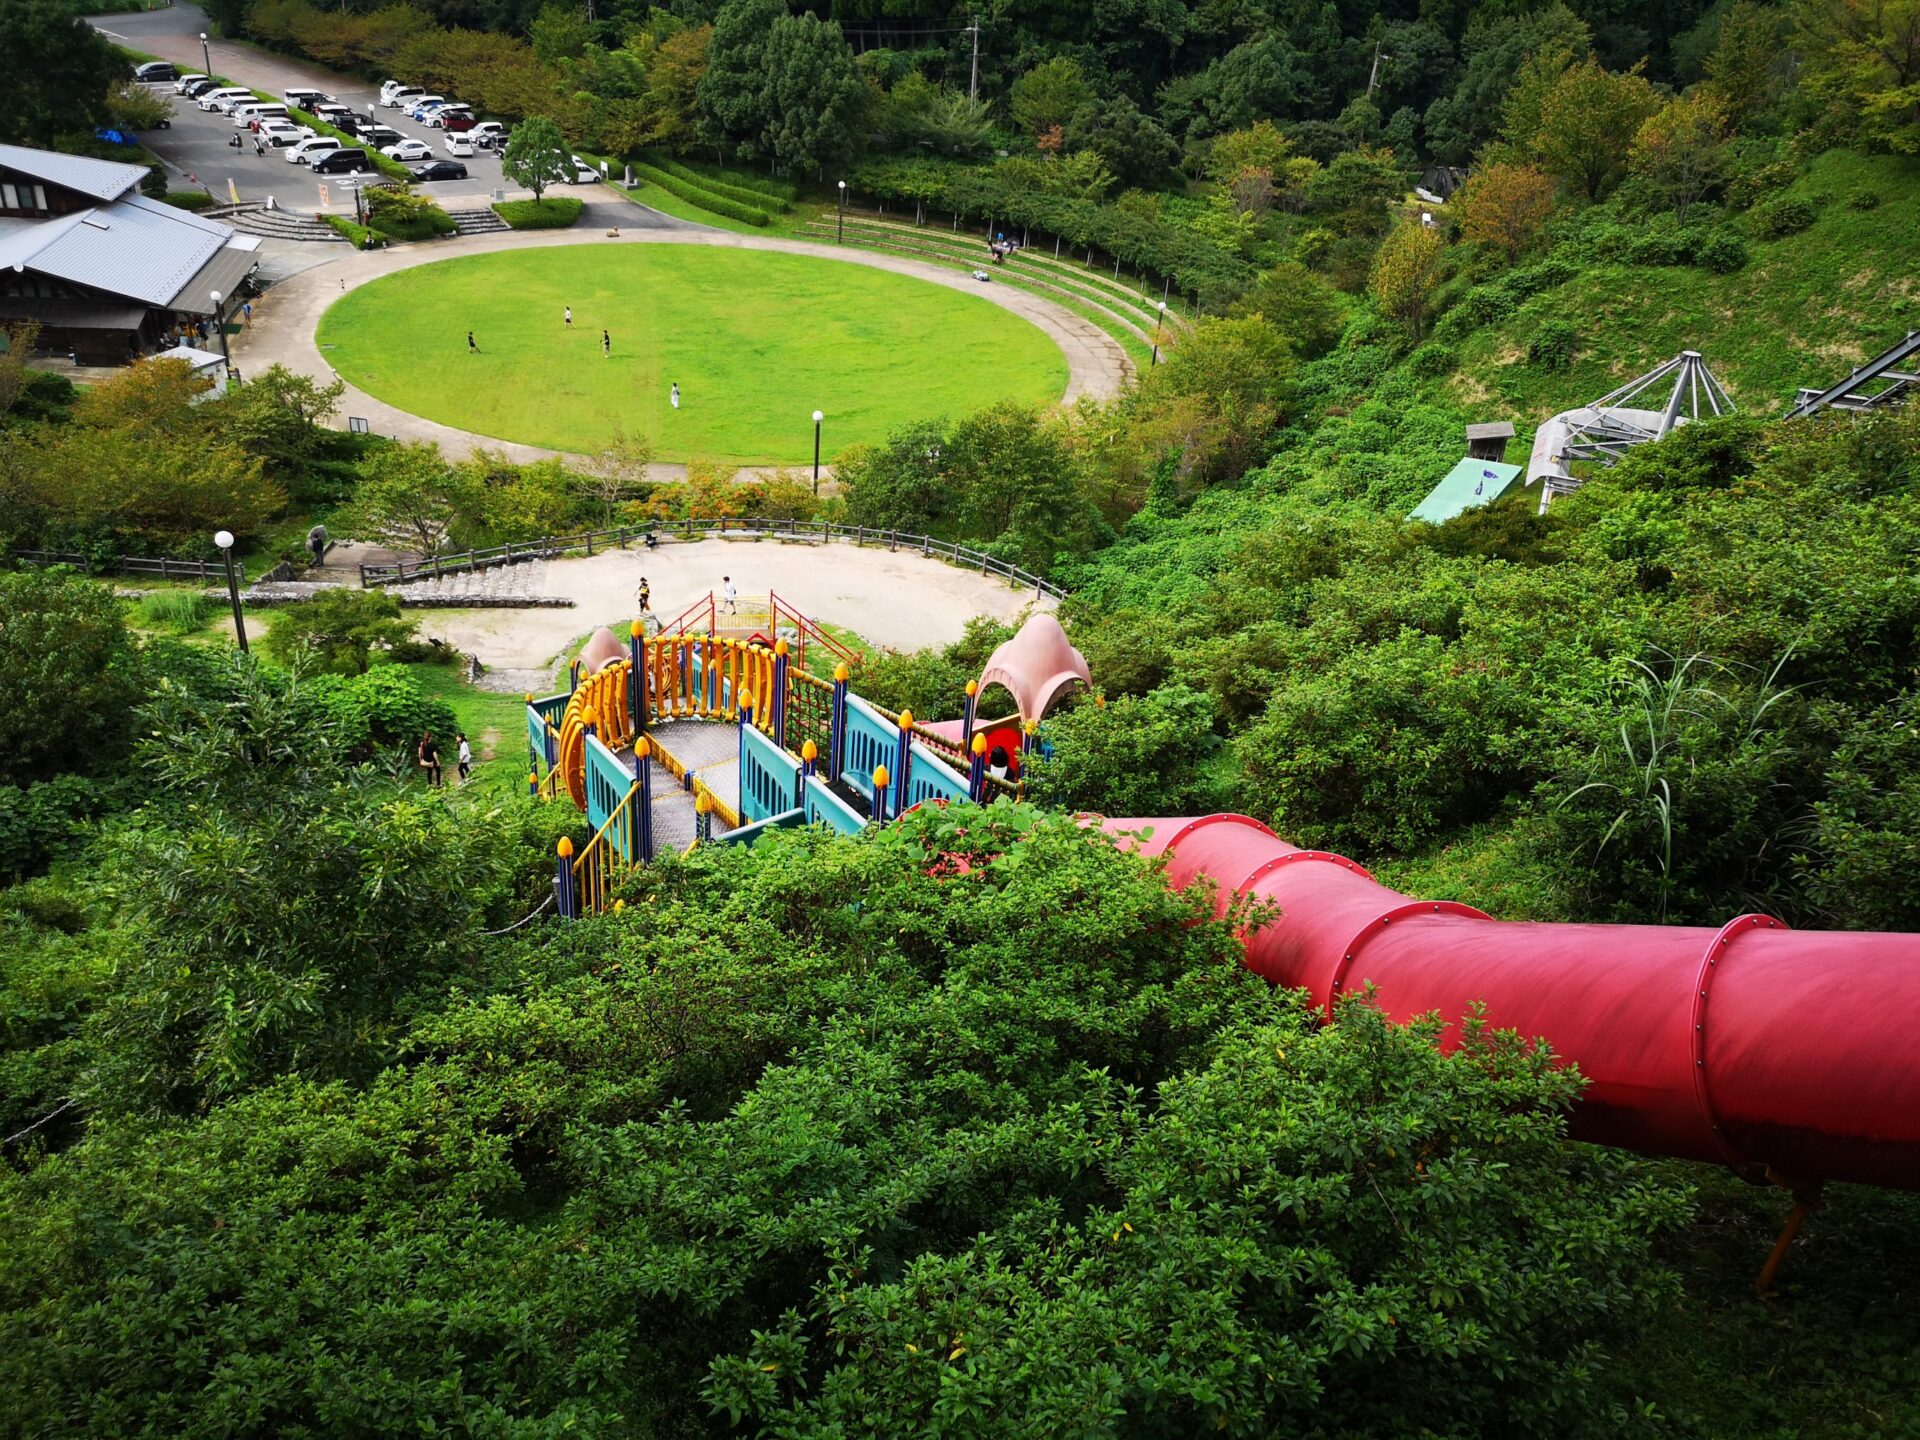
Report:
585,733,640,856
805,776,867,836
904,740,969,809
840,695,896,809
715,808,805,847
527,692,569,769
741,724,804,824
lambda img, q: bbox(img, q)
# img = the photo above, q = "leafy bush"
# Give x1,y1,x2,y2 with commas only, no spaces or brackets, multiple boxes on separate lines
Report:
1845,189,1882,211
1028,684,1224,815
490,196,583,229
0,774,128,881
300,666,456,761
134,589,212,634
1694,229,1749,273
0,569,141,787
630,162,772,225
157,190,216,210
262,588,417,675
1747,194,1815,239
1407,341,1457,378
365,186,456,241
320,211,376,248
1528,319,1580,370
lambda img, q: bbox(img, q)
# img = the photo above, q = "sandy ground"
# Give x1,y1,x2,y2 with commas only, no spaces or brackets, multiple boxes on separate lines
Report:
413,537,1054,671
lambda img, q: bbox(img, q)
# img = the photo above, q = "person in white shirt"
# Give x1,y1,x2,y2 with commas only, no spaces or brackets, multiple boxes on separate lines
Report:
722,576,737,615
456,733,473,782
670,381,680,409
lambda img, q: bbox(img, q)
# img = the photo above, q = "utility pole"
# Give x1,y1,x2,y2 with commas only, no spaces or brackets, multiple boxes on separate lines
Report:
965,19,981,101
1366,42,1395,99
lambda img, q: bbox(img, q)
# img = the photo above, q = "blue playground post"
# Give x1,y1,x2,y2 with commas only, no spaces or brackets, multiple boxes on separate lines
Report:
528,769,539,798
694,789,712,843
555,837,578,919
962,680,978,751
830,662,850,781
629,621,646,731
801,739,817,779
894,709,913,816
635,737,654,862
872,764,890,823
968,732,986,802
772,640,790,750
738,690,754,803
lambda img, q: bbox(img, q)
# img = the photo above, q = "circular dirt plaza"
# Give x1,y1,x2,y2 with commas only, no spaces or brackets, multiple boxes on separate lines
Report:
316,244,1070,463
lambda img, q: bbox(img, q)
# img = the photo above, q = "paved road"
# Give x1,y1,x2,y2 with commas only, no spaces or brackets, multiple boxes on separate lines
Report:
90,4,606,213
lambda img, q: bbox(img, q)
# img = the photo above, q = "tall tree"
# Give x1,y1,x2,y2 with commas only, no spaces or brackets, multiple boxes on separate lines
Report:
1631,90,1731,219
501,115,572,202
1706,0,1788,125
1369,221,1447,339
1793,0,1920,153
0,0,121,146
339,441,477,557
698,0,786,157
1460,161,1558,258
1009,57,1090,140
757,12,865,178
1508,56,1663,200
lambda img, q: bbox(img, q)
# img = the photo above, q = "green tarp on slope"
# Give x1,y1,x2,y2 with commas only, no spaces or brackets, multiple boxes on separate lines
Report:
1409,457,1524,523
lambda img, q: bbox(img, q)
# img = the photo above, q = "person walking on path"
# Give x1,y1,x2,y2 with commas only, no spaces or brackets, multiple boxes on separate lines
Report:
417,731,443,786
602,328,610,357
564,305,573,327
636,576,651,615
670,381,680,410
242,301,252,327
456,733,473,783
722,575,738,616
467,330,479,355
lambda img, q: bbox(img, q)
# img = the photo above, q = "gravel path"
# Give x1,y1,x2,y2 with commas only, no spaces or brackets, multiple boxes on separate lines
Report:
410,536,1053,671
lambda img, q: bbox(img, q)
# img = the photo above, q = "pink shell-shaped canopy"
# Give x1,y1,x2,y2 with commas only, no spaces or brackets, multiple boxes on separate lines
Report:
579,626,627,673
974,614,1090,726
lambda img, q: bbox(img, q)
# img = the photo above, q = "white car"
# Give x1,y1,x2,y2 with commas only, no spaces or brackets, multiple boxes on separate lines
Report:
382,85,424,109
382,139,431,161
258,121,312,148
287,136,341,165
570,155,603,184
197,87,251,112
234,105,287,128
444,134,475,157
378,79,409,103
174,72,209,94
405,96,447,120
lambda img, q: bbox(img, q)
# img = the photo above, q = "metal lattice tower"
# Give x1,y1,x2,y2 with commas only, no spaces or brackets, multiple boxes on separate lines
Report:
1787,331,1920,419
1529,350,1734,509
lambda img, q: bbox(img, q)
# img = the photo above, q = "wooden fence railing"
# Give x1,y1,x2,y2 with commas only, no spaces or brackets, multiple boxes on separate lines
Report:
7,549,225,580
357,518,1067,599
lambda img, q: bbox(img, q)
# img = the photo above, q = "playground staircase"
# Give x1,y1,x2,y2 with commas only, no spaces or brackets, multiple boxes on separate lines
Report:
447,208,510,237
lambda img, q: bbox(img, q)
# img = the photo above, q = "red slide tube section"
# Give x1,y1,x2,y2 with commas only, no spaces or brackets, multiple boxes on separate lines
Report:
1103,815,1920,1191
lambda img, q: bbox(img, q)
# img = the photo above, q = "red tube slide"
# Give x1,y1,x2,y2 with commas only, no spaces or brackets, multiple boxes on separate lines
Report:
1103,814,1920,1191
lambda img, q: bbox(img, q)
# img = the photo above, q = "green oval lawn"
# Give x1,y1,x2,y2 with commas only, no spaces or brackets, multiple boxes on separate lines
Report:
316,243,1071,464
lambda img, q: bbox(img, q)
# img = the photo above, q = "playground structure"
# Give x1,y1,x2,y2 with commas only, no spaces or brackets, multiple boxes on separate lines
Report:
524,611,1920,1283
527,612,1087,912
1526,350,1734,510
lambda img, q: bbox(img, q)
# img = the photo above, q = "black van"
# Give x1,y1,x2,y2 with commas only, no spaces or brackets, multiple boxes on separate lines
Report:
134,61,177,82
311,148,370,175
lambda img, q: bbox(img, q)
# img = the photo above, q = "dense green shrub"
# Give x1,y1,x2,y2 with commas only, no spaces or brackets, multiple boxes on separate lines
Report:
319,211,376,247
1407,341,1457,377
1845,189,1882,211
1747,194,1816,239
490,196,583,229
0,569,141,788
630,161,772,225
1694,229,1749,273
365,186,456,241
301,666,457,761
1528,319,1580,370
0,774,128,881
1028,684,1224,815
156,190,216,210
262,588,417,676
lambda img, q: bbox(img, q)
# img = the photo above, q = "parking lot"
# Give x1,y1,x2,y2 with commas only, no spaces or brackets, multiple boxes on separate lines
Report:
97,6,607,215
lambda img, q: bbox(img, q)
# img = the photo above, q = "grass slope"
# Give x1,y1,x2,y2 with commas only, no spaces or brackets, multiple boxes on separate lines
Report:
318,244,1068,463
1437,151,1920,430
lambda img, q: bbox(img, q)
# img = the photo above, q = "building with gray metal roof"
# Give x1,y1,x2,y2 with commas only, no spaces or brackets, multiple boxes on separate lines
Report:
0,144,258,365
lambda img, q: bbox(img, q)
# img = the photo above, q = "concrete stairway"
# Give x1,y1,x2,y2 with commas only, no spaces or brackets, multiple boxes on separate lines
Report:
217,205,347,244
447,208,510,237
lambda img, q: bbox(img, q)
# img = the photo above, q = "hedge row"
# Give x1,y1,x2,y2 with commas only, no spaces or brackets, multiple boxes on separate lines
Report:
286,106,414,183
492,197,583,229
849,157,1253,309
630,163,772,227
319,212,377,247
159,190,218,211
671,157,797,203
648,155,790,212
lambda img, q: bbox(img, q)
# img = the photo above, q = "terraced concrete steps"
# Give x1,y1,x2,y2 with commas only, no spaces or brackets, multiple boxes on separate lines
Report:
215,204,348,243
448,208,510,236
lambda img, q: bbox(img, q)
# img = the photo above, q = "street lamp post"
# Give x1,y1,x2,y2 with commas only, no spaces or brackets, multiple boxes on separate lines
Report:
214,530,248,653
836,180,847,243
812,410,824,494
1151,300,1167,365
209,289,232,374
199,31,211,75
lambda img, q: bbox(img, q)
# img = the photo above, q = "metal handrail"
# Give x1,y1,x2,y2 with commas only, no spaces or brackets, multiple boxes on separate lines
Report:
358,517,1067,598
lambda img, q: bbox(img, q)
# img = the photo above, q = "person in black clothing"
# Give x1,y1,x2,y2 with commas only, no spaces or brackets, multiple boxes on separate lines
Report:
418,731,443,786
467,330,479,355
